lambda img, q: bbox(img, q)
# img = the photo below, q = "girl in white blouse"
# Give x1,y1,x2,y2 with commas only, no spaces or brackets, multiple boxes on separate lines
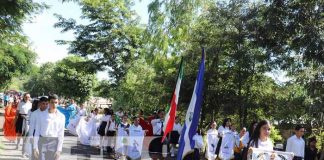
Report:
248,120,273,151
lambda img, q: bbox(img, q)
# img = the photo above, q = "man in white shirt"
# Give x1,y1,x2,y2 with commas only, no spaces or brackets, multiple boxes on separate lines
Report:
33,94,65,160
14,93,32,149
28,97,49,137
286,125,305,160
129,117,143,132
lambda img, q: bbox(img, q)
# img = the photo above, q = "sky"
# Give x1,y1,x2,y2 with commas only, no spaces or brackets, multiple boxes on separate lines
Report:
22,0,150,80
23,0,289,83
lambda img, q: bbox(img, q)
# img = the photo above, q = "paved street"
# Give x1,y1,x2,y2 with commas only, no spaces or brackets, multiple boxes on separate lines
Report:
0,108,177,160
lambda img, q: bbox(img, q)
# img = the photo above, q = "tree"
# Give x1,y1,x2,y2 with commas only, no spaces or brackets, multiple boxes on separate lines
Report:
54,0,144,85
0,0,46,90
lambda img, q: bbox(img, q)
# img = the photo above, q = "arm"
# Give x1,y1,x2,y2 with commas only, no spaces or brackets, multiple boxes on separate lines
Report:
57,116,65,152
33,115,40,150
285,138,292,152
28,112,35,137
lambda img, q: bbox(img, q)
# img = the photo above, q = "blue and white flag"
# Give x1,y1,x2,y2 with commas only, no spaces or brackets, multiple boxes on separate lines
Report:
177,49,205,160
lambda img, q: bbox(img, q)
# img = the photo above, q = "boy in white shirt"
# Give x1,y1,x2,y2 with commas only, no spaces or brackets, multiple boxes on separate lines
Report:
33,94,65,160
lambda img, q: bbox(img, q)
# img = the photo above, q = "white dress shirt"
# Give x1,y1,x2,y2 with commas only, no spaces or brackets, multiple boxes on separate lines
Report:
286,135,305,157
18,101,32,114
250,138,273,151
33,109,65,152
173,123,182,134
151,118,164,135
193,134,204,149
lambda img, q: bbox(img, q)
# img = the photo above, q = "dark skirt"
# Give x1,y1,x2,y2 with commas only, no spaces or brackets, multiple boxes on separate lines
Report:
170,131,180,144
106,130,116,136
15,114,25,134
98,121,107,136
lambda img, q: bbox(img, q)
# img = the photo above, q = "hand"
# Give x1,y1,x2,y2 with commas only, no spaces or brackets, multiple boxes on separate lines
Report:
54,151,61,160
34,149,39,159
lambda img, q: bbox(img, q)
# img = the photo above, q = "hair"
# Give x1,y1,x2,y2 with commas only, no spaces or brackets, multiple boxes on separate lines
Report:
31,100,39,112
295,125,304,131
139,109,144,115
248,120,270,148
308,136,317,145
222,118,231,127
39,96,48,102
22,93,30,103
104,108,109,115
210,121,217,128
248,121,258,139
157,109,164,114
133,116,139,121
48,94,58,101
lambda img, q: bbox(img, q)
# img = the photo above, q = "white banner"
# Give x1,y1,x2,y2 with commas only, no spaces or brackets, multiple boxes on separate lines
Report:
219,132,235,160
116,129,129,156
248,148,294,160
127,129,144,160
205,133,218,160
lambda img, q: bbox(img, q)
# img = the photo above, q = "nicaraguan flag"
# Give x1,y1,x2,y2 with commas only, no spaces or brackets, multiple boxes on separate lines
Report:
177,49,205,159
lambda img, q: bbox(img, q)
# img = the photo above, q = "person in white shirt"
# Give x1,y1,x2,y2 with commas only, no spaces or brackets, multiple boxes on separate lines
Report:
33,94,65,160
106,114,117,153
286,125,305,160
116,107,124,118
193,129,204,160
216,118,232,156
129,117,143,132
14,93,32,150
205,121,219,159
27,97,48,159
170,116,182,157
98,108,110,150
149,110,165,154
248,120,273,151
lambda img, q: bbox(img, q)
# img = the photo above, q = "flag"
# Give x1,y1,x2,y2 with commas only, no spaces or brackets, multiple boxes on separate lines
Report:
177,49,205,160
161,58,184,142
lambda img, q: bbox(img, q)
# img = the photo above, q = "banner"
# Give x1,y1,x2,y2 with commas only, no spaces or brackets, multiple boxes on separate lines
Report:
127,130,145,159
205,132,218,160
116,129,129,156
219,132,235,160
248,148,294,160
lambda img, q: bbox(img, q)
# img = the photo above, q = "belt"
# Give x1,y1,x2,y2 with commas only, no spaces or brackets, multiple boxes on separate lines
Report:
293,156,303,160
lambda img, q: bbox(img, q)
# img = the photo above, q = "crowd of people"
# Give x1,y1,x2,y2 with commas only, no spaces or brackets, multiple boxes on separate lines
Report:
2,92,324,160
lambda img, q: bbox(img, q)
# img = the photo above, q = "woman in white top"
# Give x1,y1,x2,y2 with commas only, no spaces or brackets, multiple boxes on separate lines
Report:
216,118,232,156
106,114,117,152
15,93,32,150
97,108,111,150
248,120,273,151
206,121,219,160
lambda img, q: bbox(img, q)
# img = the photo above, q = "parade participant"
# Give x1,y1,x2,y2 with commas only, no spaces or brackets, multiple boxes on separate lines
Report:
129,116,143,132
67,103,87,135
248,120,273,151
14,93,32,149
193,128,204,160
138,109,153,136
27,97,48,160
116,107,124,118
116,115,130,159
286,125,305,160
76,108,100,146
106,114,117,153
170,116,182,157
305,137,318,160
149,109,165,154
234,127,246,160
33,94,65,160
205,121,218,160
3,97,17,142
216,118,232,155
97,108,110,151
241,121,257,160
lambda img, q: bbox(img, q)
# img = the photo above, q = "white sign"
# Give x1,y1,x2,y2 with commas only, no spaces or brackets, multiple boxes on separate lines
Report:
248,148,294,160
206,133,219,160
127,129,144,159
219,132,235,160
